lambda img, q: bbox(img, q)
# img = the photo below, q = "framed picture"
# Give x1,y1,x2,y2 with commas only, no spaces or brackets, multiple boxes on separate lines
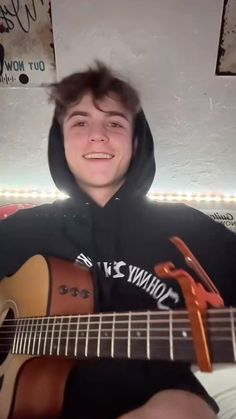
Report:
0,0,56,86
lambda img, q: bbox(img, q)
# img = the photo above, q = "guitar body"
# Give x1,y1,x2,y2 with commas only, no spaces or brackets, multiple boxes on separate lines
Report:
1,255,235,419
0,255,94,419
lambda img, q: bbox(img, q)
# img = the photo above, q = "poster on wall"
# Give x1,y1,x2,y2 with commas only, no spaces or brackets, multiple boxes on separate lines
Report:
197,208,236,233
0,0,56,86
216,0,236,75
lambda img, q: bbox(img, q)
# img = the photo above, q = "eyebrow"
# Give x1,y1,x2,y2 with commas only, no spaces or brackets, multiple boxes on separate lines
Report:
66,110,130,122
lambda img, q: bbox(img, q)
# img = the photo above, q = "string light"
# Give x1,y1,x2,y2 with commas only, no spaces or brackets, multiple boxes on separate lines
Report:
0,189,68,200
148,193,236,203
0,189,236,203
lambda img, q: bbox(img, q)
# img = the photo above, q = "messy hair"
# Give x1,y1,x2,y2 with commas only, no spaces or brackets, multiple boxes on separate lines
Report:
48,61,141,124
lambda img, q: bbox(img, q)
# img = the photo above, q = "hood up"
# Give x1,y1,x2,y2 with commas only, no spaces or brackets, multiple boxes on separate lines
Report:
48,110,156,203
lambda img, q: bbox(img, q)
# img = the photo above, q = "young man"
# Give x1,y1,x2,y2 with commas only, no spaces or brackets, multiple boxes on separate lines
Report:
1,62,236,418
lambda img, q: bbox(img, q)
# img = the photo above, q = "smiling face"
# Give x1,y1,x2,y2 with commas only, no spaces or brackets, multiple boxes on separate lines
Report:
63,92,135,205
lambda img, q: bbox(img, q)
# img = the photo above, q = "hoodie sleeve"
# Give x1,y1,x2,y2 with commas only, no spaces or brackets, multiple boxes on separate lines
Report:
0,208,45,280
175,205,236,307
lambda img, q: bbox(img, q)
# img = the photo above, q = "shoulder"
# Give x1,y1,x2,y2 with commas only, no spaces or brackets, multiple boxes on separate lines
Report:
0,200,72,237
0,198,72,221
139,198,211,223
139,198,236,239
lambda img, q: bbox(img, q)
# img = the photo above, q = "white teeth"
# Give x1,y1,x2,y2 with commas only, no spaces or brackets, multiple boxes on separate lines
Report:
84,153,114,159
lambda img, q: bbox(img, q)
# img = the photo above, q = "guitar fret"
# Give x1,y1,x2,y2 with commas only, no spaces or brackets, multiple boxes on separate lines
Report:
43,317,50,355
37,318,44,355
74,317,87,357
129,314,147,359
207,309,235,363
27,318,34,355
22,318,30,354
111,315,129,358
147,311,150,359
19,318,26,354
32,318,39,355
127,312,131,358
169,311,174,361
85,314,90,357
74,315,80,357
97,314,102,357
65,316,71,356
49,317,56,356
230,307,236,362
111,313,115,358
57,315,64,356
17,319,23,353
101,315,109,353
12,319,21,354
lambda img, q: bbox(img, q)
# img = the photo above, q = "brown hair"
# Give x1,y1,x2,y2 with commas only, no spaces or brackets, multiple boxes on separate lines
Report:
48,61,141,124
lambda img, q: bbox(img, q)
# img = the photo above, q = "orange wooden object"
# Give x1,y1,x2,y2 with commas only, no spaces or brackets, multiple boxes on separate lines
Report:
170,236,222,295
154,237,225,372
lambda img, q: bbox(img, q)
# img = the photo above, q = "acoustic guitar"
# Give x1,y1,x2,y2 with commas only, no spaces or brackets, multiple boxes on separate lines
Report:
0,255,235,419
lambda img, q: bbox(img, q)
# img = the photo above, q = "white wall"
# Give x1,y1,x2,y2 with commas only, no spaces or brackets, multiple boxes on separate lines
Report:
1,0,236,196
1,88,54,190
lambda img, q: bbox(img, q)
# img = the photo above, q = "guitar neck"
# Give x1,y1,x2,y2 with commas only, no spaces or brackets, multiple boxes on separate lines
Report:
5,308,236,364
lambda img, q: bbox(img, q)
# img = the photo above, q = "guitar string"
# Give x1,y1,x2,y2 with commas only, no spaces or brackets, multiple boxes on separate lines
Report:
0,335,233,344
0,321,234,334
0,335,234,344
0,324,234,332
0,331,234,352
0,329,233,339
2,312,235,325
0,320,234,335
1,307,236,320
1,312,234,354
0,337,234,356
1,310,235,340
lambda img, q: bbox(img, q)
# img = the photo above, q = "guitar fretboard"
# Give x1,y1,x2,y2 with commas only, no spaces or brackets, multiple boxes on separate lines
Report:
1,309,236,363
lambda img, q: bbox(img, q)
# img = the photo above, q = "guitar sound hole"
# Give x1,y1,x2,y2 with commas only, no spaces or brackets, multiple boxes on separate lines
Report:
0,308,15,365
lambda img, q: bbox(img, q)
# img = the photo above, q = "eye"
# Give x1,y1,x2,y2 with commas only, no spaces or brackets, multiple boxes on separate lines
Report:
108,122,123,128
73,121,87,127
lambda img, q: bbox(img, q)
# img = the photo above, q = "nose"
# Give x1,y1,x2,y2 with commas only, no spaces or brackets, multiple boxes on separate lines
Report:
88,126,109,142
88,134,108,142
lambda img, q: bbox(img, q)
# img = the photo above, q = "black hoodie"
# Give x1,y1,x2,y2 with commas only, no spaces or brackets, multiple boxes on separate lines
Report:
1,110,235,416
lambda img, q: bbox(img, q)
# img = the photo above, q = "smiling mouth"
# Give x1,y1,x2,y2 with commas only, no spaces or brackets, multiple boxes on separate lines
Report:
83,153,114,159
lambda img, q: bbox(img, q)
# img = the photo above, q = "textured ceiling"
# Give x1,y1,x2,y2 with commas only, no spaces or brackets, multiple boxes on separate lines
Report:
0,0,236,197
